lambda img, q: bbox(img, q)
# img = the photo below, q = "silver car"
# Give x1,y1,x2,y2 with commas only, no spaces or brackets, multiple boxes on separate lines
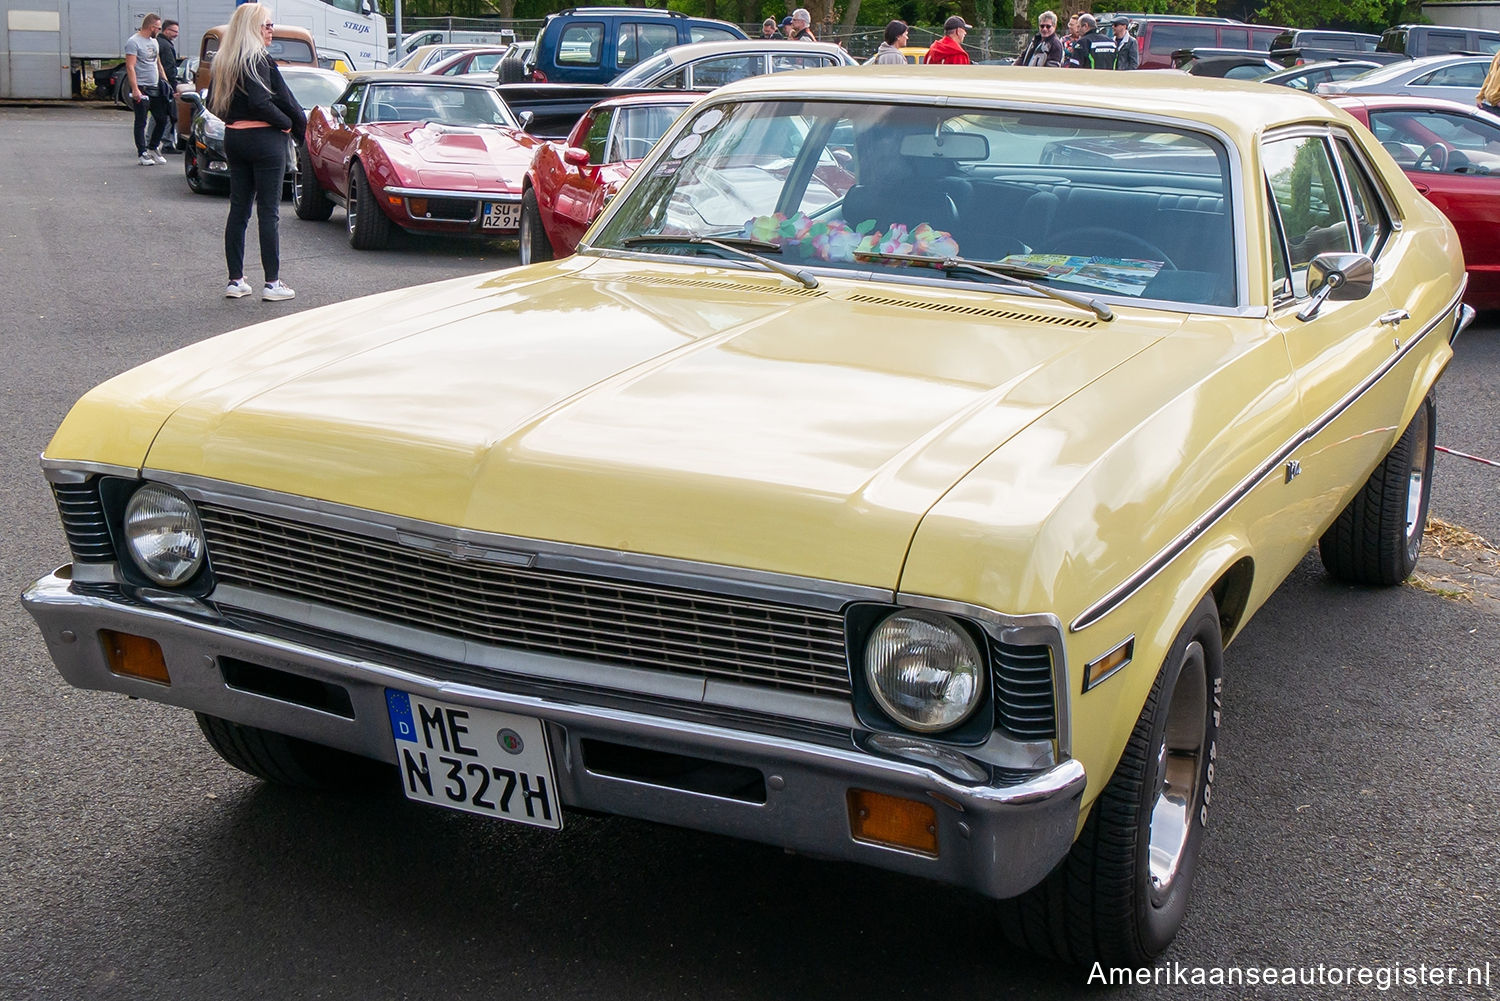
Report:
1316,53,1493,103
610,40,857,90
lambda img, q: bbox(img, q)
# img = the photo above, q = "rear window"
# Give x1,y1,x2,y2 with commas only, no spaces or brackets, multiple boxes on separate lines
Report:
690,25,740,44
558,23,603,66
267,38,315,64
617,22,677,68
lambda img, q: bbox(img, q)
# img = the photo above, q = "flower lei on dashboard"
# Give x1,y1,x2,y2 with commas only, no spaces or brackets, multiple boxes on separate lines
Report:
740,212,959,263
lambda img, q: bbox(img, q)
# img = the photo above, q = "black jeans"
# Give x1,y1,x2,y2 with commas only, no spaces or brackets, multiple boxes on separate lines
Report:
132,89,169,154
224,127,287,283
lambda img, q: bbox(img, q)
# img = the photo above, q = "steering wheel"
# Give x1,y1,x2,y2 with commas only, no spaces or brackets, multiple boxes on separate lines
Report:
1414,143,1449,173
1046,227,1178,270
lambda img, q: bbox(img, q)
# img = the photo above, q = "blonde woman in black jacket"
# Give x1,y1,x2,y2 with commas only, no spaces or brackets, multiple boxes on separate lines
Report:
209,2,306,301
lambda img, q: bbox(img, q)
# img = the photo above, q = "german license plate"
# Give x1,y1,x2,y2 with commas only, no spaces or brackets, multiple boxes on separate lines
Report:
385,690,561,830
482,201,520,230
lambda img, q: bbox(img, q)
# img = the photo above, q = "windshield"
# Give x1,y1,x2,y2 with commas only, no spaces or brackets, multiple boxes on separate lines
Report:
285,71,347,111
365,84,518,126
591,99,1237,307
613,49,680,86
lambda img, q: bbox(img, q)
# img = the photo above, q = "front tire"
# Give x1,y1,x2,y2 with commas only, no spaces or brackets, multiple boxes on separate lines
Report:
346,161,390,250
183,144,211,194
519,188,553,265
1000,594,1222,966
196,713,390,790
1319,395,1435,585
292,143,334,221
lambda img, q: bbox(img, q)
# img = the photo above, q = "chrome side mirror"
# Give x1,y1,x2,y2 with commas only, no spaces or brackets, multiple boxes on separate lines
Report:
332,102,347,122
183,90,203,108
518,110,535,132
1296,252,1374,322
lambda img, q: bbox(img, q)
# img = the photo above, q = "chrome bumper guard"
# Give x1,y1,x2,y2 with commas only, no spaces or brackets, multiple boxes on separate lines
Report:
24,567,1085,899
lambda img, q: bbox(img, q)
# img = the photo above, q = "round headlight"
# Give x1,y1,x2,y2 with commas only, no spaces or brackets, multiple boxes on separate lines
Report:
864,610,985,733
123,484,206,586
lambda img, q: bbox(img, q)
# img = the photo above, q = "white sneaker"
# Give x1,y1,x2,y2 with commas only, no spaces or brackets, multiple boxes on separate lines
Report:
261,280,296,302
150,148,167,164
225,279,253,298
138,152,155,166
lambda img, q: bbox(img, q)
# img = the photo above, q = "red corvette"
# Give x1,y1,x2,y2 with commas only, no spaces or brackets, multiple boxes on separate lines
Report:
294,74,543,250
520,92,694,264
1331,95,1500,309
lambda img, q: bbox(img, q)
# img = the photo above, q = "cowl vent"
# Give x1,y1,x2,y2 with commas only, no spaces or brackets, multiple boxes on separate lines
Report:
612,275,826,297
845,293,1097,328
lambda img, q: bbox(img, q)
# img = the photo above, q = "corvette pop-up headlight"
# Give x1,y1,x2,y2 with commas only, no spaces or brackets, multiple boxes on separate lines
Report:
202,112,225,141
864,610,985,732
122,484,205,586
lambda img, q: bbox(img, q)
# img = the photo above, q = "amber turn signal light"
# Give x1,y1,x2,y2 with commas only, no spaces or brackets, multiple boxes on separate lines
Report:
100,630,170,685
847,788,938,857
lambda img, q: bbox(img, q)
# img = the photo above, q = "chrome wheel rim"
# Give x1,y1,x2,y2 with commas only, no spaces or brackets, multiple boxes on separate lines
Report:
1405,404,1430,555
347,176,359,235
518,208,533,265
1147,640,1207,900
292,163,303,204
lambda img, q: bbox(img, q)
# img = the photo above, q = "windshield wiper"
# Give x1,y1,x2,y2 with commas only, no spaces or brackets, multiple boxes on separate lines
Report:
619,235,820,289
855,251,1114,322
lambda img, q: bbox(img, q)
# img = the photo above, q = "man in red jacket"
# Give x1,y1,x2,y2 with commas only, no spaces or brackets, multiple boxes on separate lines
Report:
924,16,972,64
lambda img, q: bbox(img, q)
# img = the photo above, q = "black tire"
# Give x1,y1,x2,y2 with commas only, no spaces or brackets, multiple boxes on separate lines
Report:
999,594,1222,966
519,188,553,265
1319,395,1435,585
196,713,390,790
183,144,223,195
292,143,334,221
346,161,391,250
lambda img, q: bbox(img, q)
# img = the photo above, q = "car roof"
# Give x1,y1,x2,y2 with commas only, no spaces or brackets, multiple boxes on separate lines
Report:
714,65,1356,140
281,66,350,82
1261,59,1377,79
1344,52,1491,83
345,72,505,88
588,90,701,112
1327,93,1495,116
631,39,851,63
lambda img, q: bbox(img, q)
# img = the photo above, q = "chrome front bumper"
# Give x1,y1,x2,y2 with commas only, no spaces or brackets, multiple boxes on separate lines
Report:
23,567,1085,899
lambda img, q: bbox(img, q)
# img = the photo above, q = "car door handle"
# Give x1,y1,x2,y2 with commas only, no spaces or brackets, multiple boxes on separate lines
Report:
1412,182,1429,194
1379,309,1410,326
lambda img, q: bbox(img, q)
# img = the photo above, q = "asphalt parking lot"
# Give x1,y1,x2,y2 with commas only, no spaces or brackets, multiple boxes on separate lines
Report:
2,104,1498,1000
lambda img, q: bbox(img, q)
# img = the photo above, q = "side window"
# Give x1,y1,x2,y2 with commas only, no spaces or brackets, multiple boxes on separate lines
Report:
1151,24,1217,54
1219,28,1248,48
688,55,761,89
1263,135,1353,297
690,25,739,43
558,23,603,67
618,23,677,68
585,107,612,164
1334,140,1390,257
612,104,679,161
654,68,688,90
1267,183,1291,301
1426,32,1466,55
343,85,364,124
1416,63,1486,88
773,53,834,72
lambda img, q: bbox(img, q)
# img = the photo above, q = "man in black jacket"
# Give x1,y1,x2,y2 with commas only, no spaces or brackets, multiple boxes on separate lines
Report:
1069,14,1115,69
156,19,181,151
1017,11,1065,67
1110,17,1140,70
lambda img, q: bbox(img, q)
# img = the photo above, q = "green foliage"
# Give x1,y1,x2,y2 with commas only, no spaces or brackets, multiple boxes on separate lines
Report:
1253,0,1390,31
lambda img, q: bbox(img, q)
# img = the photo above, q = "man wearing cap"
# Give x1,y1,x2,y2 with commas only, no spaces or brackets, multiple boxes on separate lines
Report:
761,17,779,38
789,8,817,41
924,16,971,64
1110,16,1139,70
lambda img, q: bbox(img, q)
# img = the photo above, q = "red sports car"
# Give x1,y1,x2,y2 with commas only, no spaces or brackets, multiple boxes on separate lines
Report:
294,74,543,250
520,92,693,264
1331,95,1500,309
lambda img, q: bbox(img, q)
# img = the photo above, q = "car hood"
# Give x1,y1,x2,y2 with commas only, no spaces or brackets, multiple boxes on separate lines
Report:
366,121,538,188
100,258,1179,588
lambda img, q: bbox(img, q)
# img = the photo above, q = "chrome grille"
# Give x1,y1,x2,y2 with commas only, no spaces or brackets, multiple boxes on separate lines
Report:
990,639,1056,740
52,480,114,563
198,506,852,696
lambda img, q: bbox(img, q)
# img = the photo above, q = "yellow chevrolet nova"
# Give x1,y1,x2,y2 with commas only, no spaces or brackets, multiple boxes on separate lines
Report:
25,68,1471,965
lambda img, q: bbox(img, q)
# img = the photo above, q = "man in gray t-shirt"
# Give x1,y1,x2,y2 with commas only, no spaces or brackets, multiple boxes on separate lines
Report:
124,13,168,164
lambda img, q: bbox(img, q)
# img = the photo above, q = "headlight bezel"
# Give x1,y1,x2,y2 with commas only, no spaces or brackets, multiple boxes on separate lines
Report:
100,479,211,590
847,604,993,743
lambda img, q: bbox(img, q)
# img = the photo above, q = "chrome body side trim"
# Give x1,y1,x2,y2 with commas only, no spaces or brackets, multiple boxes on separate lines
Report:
381,186,521,202
40,456,140,482
24,569,1085,899
1071,282,1463,633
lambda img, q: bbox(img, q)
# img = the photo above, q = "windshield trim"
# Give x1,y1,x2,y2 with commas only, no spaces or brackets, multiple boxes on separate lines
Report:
577,91,1250,311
